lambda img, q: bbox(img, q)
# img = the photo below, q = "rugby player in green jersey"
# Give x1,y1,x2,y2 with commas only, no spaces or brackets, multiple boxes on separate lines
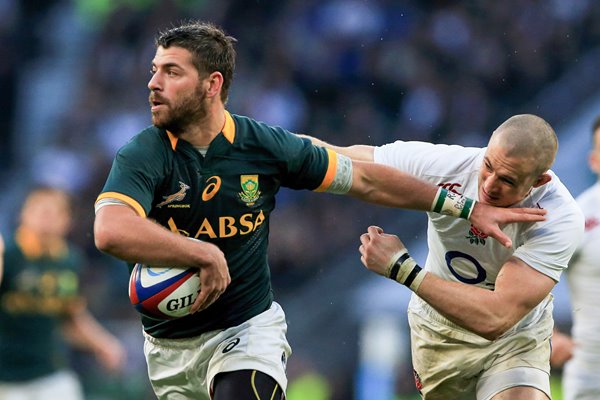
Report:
93,21,546,400
0,187,125,400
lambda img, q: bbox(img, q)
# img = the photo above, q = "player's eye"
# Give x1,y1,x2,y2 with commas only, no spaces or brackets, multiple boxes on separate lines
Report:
499,176,515,186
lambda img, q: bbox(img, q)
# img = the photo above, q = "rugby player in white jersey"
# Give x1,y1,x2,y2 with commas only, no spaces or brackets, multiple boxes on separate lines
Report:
550,116,600,400
302,114,585,400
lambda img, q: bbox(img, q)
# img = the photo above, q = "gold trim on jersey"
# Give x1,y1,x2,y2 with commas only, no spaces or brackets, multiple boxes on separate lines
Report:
222,110,236,143
166,131,178,150
165,111,235,150
15,226,67,260
96,192,147,217
314,148,337,192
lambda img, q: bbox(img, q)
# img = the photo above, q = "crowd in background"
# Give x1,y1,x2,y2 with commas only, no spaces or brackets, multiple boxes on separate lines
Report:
1,0,599,398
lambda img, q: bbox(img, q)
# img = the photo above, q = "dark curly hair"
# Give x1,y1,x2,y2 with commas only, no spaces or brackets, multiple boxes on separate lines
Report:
156,21,237,103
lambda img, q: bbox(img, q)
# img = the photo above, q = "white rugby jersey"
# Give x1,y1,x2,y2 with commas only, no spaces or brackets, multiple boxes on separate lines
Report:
566,182,600,365
374,140,584,334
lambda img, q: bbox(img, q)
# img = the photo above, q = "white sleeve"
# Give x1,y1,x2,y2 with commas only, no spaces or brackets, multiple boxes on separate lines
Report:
513,187,585,281
374,140,482,178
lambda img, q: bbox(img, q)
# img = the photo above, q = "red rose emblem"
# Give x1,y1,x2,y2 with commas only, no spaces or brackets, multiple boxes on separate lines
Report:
469,225,488,239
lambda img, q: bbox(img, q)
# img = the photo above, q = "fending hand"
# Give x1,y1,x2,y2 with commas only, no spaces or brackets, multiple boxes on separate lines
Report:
359,226,406,275
469,202,547,248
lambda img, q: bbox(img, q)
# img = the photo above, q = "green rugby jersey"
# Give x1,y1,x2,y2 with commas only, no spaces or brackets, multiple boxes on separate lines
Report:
97,111,338,338
0,230,82,382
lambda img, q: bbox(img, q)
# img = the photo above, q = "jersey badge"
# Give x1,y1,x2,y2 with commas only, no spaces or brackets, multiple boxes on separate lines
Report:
238,175,261,206
466,225,488,245
438,182,463,194
157,181,190,208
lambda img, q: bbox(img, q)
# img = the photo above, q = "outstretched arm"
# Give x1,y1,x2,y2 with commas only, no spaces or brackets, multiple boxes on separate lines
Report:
302,134,546,247
297,134,375,161
62,301,126,373
348,160,545,248
358,226,555,340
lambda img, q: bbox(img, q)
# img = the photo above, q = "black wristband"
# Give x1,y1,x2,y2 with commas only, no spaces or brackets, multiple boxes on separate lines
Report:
389,252,411,281
403,263,423,288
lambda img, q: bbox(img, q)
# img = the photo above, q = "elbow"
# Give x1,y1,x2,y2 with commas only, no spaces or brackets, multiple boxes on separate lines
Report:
94,205,140,259
94,223,120,255
94,235,110,254
475,318,515,341
479,329,506,342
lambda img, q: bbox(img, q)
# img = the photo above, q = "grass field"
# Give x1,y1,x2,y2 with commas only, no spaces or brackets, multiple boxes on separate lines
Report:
394,375,564,400
286,370,565,399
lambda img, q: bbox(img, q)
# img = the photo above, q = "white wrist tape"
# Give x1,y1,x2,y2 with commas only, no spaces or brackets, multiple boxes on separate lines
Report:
386,249,426,292
431,187,476,220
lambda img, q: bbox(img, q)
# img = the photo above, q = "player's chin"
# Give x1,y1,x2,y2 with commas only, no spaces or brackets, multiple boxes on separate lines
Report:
479,192,503,208
151,115,168,129
484,200,511,209
480,199,502,208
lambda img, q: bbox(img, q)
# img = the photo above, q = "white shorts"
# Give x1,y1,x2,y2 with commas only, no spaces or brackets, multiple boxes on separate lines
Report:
0,370,83,400
408,298,552,400
143,301,292,400
562,358,600,400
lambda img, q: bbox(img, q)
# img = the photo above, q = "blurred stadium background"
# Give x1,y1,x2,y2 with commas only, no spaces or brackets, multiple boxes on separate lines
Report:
1,0,599,399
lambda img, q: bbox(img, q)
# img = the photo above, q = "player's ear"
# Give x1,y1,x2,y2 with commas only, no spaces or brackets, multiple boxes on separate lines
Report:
206,71,223,99
532,172,552,188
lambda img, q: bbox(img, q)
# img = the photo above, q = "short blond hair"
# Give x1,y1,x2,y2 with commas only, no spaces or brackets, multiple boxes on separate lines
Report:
489,114,558,176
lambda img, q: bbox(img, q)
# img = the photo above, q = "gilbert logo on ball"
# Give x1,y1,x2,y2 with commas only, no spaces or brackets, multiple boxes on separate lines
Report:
128,263,200,319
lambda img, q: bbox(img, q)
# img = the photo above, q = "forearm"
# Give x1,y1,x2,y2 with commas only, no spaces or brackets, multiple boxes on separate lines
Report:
94,206,216,268
349,161,475,218
297,134,375,161
63,306,125,372
349,161,434,209
63,308,119,352
416,273,517,340
383,250,522,340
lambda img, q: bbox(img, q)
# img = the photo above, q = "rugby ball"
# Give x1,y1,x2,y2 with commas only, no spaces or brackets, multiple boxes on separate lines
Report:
128,263,200,319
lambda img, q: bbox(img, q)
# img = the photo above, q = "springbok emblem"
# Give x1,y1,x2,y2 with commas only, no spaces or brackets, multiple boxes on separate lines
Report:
157,181,190,208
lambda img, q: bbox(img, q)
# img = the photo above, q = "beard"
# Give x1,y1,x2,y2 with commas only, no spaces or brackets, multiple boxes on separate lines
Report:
150,85,208,135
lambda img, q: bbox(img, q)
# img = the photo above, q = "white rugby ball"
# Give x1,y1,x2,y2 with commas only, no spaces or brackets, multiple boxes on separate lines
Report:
128,263,200,319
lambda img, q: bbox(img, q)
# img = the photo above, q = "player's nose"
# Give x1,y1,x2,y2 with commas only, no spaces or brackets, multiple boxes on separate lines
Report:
148,73,162,91
483,175,500,194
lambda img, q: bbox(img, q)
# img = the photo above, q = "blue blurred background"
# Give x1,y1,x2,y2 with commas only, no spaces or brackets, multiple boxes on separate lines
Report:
1,0,599,399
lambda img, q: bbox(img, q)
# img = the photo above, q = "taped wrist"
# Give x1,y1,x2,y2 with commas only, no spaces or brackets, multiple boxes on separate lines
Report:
386,250,426,292
431,187,476,220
